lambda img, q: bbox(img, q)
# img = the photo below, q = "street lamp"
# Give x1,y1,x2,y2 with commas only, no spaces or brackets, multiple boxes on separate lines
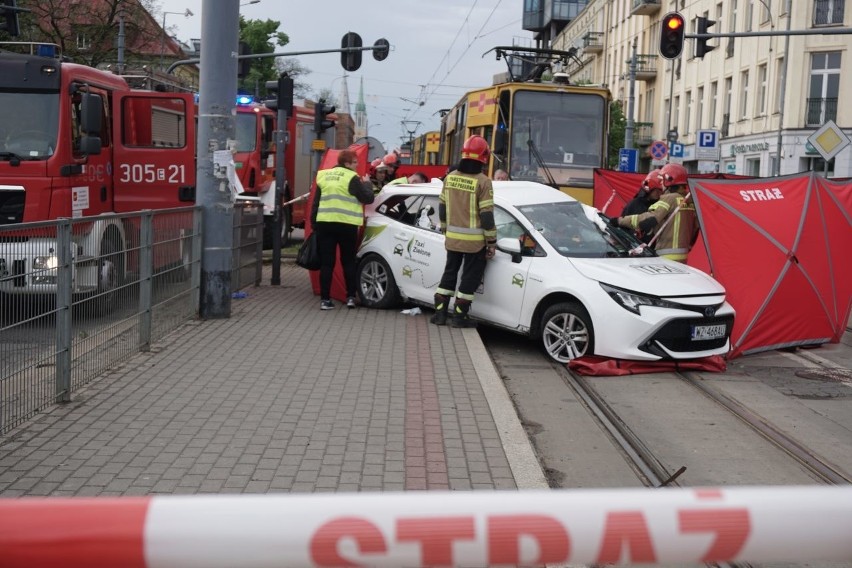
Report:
240,0,261,5
159,9,193,70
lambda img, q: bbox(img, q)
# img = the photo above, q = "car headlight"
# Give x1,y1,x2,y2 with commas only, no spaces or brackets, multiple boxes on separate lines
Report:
600,282,682,314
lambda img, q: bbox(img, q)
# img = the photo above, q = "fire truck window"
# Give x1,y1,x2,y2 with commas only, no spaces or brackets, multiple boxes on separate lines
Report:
235,112,257,152
121,97,187,148
261,116,274,153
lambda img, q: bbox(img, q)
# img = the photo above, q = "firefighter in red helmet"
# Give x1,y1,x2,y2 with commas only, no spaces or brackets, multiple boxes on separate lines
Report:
431,135,497,327
612,162,699,263
620,169,664,244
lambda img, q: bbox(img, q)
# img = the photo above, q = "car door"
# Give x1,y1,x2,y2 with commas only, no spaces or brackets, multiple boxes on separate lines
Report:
471,207,535,328
382,194,445,304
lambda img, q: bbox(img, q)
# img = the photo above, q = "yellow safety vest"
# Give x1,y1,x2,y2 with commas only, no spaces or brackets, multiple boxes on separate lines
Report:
315,167,363,226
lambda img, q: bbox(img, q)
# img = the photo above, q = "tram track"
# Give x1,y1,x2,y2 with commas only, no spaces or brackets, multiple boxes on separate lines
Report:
552,358,851,487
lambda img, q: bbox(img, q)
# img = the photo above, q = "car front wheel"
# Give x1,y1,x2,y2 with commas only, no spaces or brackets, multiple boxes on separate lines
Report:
357,254,400,308
540,302,594,363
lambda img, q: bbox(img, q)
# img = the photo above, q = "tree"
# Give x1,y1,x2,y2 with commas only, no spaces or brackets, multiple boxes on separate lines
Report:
608,100,627,169
275,58,312,99
8,0,165,69
238,17,289,96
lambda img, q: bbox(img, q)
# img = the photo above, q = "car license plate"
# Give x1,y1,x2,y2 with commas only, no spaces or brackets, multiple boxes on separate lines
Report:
691,324,726,341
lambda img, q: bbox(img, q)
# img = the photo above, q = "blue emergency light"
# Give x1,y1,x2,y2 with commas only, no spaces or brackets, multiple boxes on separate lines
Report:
236,95,254,105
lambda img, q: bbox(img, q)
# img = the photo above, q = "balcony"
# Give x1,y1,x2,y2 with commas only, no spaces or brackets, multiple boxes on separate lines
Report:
583,31,604,53
633,122,654,146
630,0,661,16
634,54,658,80
806,97,838,126
813,0,845,25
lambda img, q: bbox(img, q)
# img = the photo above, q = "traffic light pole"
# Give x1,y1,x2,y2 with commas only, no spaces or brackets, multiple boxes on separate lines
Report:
271,105,287,286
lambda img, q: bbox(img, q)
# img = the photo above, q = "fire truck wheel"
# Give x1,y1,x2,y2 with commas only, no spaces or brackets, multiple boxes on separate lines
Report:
357,254,400,309
93,237,123,317
262,207,292,249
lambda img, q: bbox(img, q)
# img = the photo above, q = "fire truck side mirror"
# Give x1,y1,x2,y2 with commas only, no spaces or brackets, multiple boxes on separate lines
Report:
80,93,103,156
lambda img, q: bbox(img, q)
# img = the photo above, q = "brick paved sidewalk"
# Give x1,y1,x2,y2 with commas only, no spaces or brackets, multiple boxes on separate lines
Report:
0,263,544,496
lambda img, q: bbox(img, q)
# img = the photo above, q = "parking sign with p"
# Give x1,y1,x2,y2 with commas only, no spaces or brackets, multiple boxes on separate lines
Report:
696,129,721,160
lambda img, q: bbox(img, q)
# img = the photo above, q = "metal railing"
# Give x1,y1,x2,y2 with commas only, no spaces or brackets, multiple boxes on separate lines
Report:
805,97,838,126
0,206,262,434
634,122,655,146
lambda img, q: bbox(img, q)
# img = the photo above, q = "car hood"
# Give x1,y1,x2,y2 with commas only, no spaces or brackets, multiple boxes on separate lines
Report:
568,257,726,296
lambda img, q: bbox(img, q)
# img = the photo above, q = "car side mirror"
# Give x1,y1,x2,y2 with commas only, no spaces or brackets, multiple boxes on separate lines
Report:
496,237,522,263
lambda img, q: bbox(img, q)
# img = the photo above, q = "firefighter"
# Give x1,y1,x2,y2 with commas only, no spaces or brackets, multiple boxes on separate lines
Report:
612,163,698,263
431,135,497,327
620,168,663,244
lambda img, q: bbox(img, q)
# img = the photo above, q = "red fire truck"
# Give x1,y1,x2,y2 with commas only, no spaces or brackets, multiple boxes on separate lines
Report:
232,98,314,247
0,44,196,305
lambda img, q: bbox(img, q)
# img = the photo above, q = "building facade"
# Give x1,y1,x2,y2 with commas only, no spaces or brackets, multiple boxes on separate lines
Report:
552,0,851,177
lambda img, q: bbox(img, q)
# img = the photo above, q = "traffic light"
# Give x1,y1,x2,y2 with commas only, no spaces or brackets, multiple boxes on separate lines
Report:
263,74,294,117
695,16,717,59
659,12,685,60
237,41,252,79
341,32,362,72
314,99,335,135
0,0,21,37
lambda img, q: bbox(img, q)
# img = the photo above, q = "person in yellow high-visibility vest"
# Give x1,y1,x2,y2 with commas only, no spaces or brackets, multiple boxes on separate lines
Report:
312,150,375,310
431,135,497,328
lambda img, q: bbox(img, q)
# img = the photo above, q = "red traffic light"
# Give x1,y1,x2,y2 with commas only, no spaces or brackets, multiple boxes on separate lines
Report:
666,14,684,30
659,12,686,60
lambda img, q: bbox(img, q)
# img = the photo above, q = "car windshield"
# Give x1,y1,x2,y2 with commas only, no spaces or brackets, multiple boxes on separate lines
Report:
0,92,59,160
516,201,655,258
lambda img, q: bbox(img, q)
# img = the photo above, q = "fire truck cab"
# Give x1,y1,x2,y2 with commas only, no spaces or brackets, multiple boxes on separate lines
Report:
0,44,195,305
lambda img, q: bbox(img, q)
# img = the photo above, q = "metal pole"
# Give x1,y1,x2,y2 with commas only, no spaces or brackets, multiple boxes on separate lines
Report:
271,104,287,285
197,0,239,318
774,0,793,176
117,15,125,75
624,38,637,150
666,59,675,148
158,12,167,71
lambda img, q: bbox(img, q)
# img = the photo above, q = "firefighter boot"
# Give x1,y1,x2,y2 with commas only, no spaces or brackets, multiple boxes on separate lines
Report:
450,299,476,328
430,294,449,326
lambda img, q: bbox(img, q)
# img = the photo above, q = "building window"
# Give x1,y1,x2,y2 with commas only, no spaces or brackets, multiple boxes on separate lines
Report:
760,0,772,23
727,0,737,57
696,86,705,130
709,81,718,127
673,96,680,132
746,0,754,31
685,91,692,135
774,56,785,113
814,0,845,25
757,64,767,116
806,52,840,125
76,33,90,51
739,70,749,120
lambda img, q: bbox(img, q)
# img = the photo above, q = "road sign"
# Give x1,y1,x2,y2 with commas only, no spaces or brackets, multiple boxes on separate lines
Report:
670,142,684,158
667,130,679,143
696,129,721,160
807,120,851,161
618,148,638,172
649,140,668,160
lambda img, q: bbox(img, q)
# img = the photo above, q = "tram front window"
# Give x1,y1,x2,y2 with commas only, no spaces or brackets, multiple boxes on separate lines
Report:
509,90,606,187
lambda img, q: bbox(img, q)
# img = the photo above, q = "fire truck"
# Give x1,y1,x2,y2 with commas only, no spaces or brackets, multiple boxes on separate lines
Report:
232,97,314,247
0,44,196,307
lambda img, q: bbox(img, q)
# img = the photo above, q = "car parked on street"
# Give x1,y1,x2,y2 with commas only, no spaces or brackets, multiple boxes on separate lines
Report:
356,181,735,363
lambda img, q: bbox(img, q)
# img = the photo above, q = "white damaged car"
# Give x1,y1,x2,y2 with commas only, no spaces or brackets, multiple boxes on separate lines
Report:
356,181,735,363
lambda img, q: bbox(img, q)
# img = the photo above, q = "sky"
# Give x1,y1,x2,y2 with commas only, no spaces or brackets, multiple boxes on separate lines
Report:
159,0,532,153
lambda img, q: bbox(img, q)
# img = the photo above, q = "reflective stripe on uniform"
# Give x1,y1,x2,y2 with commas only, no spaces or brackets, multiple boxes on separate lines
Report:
456,291,476,301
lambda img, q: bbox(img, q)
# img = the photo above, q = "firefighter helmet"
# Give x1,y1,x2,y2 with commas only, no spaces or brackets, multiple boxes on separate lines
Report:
461,135,490,164
642,169,663,191
382,153,399,168
660,163,688,188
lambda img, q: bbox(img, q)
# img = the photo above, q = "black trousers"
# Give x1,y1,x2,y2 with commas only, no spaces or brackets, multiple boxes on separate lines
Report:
437,248,487,299
314,222,359,300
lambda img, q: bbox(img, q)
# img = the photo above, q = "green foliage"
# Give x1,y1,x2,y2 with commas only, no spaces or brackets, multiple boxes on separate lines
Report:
238,17,289,96
608,100,627,169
